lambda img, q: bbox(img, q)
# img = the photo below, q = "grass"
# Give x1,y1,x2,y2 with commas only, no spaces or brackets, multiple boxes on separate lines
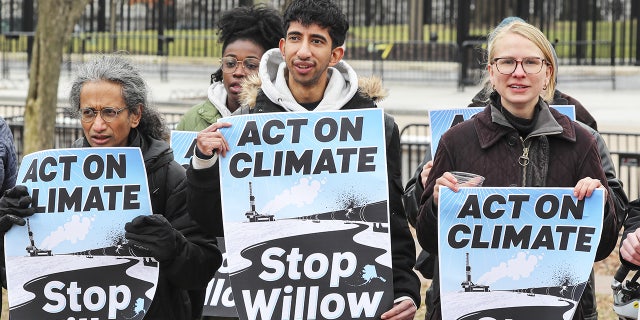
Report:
2,18,628,61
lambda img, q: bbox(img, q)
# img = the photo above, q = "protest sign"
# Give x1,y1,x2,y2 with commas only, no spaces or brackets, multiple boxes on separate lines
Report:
219,109,395,320
438,187,603,320
429,105,575,157
428,107,483,157
170,130,197,166
5,147,158,320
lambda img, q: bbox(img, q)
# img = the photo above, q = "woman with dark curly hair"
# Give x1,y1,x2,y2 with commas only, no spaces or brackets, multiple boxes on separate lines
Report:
178,6,283,320
176,5,284,130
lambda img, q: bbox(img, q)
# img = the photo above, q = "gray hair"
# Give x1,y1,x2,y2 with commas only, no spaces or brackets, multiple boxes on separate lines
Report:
69,54,168,141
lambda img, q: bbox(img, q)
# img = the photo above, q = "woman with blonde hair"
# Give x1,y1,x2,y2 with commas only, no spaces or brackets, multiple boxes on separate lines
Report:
415,20,617,320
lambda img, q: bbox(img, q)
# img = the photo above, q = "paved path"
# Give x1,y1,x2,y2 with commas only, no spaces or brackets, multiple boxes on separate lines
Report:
2,64,639,134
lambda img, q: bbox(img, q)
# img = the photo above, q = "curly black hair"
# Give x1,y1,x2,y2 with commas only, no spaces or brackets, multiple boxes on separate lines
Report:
283,0,349,49
211,4,283,83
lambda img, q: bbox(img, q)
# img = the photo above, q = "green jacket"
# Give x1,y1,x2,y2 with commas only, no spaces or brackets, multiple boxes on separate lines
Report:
176,99,223,132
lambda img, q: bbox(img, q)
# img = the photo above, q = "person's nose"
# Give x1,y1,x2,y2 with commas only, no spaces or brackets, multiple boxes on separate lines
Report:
233,61,247,77
296,41,312,59
91,113,108,131
512,61,527,76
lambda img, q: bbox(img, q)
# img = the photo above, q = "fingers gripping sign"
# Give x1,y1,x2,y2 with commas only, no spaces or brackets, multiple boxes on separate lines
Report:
573,177,606,200
197,122,232,157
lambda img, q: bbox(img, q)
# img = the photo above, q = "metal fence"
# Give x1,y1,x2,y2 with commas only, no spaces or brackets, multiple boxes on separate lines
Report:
1,0,638,84
0,105,185,162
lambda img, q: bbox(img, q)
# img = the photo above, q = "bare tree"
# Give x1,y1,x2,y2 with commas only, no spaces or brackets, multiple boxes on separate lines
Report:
23,0,90,155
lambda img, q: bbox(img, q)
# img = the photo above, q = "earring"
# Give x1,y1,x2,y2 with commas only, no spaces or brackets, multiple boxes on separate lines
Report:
543,83,548,90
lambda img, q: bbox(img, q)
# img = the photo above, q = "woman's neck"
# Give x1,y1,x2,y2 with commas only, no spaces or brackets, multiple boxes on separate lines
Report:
227,97,239,113
500,98,538,119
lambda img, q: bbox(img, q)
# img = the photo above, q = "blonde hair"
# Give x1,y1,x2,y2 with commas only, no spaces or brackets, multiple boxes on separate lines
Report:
482,21,556,102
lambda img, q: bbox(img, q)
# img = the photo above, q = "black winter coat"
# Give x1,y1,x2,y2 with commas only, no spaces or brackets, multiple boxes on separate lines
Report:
75,130,222,320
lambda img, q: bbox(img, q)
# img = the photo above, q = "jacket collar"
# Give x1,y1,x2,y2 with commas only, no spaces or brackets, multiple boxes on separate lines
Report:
240,48,388,111
207,81,233,117
475,99,576,149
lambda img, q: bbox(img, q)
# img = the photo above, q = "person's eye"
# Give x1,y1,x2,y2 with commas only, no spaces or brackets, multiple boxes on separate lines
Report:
524,58,541,65
245,60,260,70
500,59,516,65
288,35,300,41
81,109,95,116
102,108,118,117
223,58,237,68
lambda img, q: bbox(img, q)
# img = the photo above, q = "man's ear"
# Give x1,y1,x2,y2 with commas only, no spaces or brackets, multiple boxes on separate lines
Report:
329,46,344,67
279,38,286,57
130,104,143,128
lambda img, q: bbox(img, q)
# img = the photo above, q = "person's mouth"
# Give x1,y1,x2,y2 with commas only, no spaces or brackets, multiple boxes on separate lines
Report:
293,61,314,74
228,82,242,94
90,135,111,145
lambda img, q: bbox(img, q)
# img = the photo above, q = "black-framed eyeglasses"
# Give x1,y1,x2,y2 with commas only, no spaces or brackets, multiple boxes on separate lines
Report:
79,107,130,123
492,57,547,75
220,57,260,74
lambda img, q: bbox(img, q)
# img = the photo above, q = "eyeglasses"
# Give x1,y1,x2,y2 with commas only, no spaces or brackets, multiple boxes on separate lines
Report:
79,107,130,123
492,57,547,75
220,57,260,74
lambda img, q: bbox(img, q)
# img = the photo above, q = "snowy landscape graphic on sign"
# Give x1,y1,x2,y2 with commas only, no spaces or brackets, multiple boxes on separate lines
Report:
438,187,603,320
4,148,159,320
218,110,395,320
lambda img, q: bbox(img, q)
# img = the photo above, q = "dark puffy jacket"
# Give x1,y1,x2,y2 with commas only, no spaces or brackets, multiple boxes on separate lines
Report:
74,130,222,320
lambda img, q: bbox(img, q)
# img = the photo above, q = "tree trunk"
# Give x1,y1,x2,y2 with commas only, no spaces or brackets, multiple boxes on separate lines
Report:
24,0,90,156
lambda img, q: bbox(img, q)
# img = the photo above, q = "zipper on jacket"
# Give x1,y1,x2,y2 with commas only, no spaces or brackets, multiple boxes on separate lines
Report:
519,136,531,186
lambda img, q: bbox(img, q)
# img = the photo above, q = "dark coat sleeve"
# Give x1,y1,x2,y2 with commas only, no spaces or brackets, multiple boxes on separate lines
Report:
160,162,222,290
589,128,628,233
0,119,17,194
404,149,432,228
573,127,618,261
0,117,17,290
622,199,640,269
414,137,454,255
386,119,421,305
186,162,224,237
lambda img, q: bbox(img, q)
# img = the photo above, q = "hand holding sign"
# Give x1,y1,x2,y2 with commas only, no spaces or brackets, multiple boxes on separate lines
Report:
196,122,232,157
433,171,484,205
0,185,35,232
125,214,178,262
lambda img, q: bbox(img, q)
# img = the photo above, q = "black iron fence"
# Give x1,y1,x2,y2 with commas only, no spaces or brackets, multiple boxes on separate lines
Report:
1,0,638,84
1,105,185,162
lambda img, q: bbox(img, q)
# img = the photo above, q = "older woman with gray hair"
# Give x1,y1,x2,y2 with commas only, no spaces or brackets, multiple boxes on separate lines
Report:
67,54,222,319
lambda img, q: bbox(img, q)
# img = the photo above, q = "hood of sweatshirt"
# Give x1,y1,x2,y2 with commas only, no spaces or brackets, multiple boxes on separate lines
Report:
240,48,387,110
206,81,234,117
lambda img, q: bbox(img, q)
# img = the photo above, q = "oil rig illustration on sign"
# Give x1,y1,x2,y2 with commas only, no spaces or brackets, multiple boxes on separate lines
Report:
245,182,275,222
25,218,52,257
461,252,489,292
